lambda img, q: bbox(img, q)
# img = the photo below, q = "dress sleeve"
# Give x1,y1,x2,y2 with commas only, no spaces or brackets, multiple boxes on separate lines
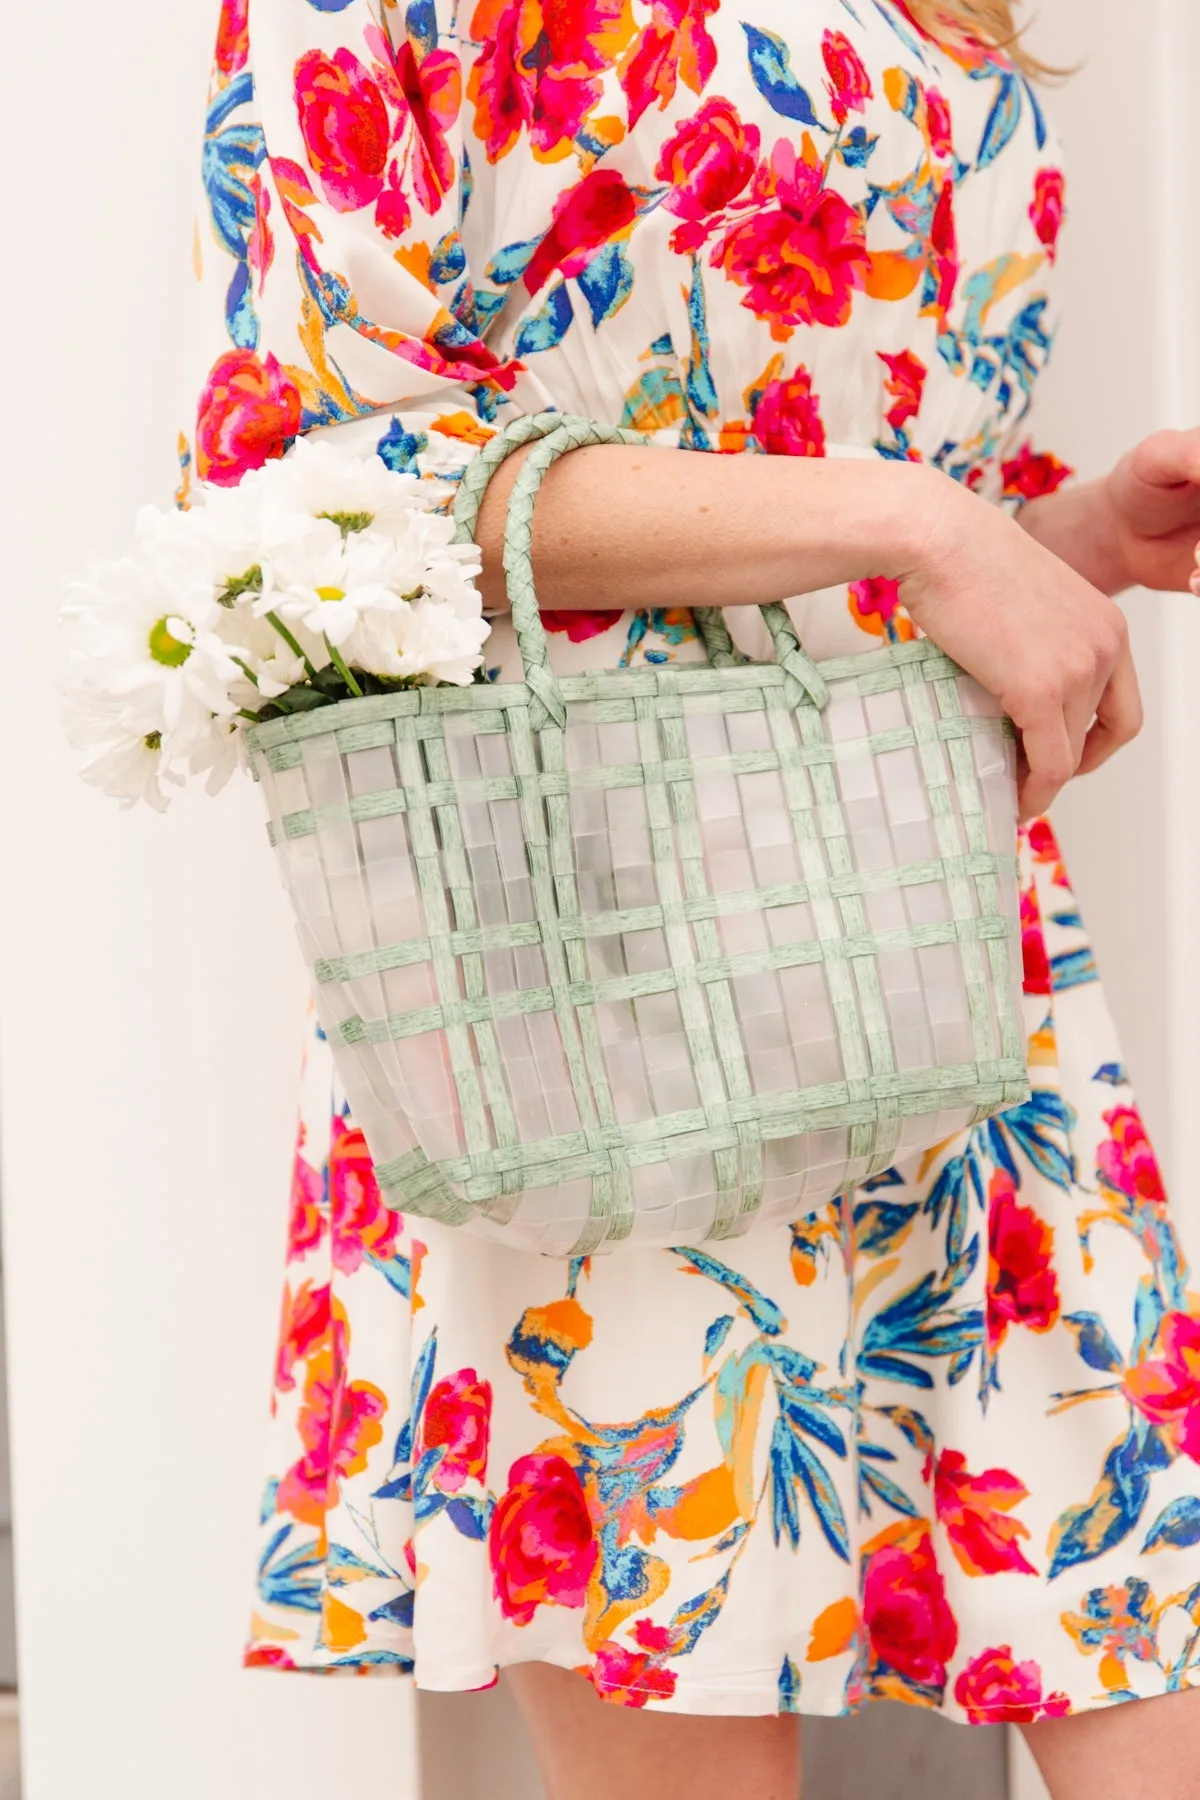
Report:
190,0,525,492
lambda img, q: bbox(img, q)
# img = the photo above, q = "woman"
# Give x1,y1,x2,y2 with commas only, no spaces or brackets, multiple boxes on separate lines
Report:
194,0,1200,1794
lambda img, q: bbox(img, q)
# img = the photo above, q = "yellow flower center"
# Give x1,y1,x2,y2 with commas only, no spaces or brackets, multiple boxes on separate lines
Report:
148,617,191,668
315,585,346,604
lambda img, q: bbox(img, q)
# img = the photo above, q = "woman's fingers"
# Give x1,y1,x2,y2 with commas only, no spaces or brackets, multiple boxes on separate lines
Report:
1076,642,1144,776
1016,709,1079,820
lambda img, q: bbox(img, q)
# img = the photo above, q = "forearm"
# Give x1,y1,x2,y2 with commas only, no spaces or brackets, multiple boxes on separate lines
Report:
472,442,938,614
1019,479,1130,596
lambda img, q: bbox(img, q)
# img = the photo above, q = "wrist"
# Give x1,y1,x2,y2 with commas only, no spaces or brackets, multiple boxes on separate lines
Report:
1020,478,1132,595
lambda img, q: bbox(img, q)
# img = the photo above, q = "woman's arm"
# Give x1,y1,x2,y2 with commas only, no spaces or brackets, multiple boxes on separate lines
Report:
1020,426,1200,596
474,442,1140,822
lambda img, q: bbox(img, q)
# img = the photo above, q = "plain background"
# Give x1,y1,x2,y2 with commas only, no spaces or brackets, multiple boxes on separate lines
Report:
2,3,1199,1799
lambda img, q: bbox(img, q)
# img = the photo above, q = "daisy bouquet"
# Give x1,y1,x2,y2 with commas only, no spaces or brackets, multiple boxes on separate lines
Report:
62,438,490,810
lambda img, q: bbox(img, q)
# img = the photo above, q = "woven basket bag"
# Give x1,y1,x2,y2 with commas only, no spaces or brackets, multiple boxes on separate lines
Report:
247,414,1028,1256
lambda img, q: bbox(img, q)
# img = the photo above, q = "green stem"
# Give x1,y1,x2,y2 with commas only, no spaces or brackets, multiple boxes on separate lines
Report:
265,610,319,681
236,708,262,723
232,656,261,688
325,638,364,699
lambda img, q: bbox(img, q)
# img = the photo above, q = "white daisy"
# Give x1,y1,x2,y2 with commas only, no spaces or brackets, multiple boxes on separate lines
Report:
267,519,404,650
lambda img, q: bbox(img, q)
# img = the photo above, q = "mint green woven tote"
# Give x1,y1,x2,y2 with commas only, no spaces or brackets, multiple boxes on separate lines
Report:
247,413,1028,1256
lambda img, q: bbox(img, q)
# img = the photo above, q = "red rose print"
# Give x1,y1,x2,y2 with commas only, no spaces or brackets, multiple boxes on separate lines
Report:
294,48,393,213
277,1312,387,1526
822,30,872,125
215,0,249,77
365,22,462,216
1098,1106,1166,1209
849,576,914,643
490,1452,599,1625
1031,168,1066,262
1021,883,1051,996
862,1524,958,1690
987,1171,1060,1352
1124,1311,1200,1461
954,1647,1069,1723
274,1280,331,1395
329,1116,401,1275
468,0,634,162
934,1450,1036,1577
620,0,721,128
1002,444,1074,502
419,1368,494,1493
878,350,927,431
925,87,953,158
928,173,959,318
753,366,826,457
244,1644,297,1671
539,609,625,641
288,1144,327,1261
657,97,760,254
716,139,869,339
196,349,302,486
524,167,640,294
584,1631,679,1707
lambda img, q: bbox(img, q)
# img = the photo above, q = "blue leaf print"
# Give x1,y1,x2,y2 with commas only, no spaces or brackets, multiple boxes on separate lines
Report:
1063,1312,1125,1374
514,281,574,355
778,1655,803,1713
1052,947,1099,991
225,261,259,350
407,1331,438,1457
258,1527,325,1613
368,1589,416,1628
1142,1496,1200,1554
429,231,468,286
743,24,824,126
838,126,880,168
577,241,635,327
674,1249,787,1336
861,1463,922,1518
369,1250,412,1296
326,1545,391,1584
1047,1434,1151,1579
446,1496,493,1541
307,0,358,10
377,418,427,476
685,259,719,420
1133,1274,1166,1361
1022,76,1049,150
405,0,438,56
854,1199,919,1255
977,73,1022,171
486,236,540,287
790,1436,851,1560
705,1314,736,1360
779,1390,848,1458
1093,1061,1130,1087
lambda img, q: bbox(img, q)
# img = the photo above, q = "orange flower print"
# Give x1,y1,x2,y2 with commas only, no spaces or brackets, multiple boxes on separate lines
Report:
215,0,249,78
468,0,634,163
288,1142,326,1262
954,1647,1069,1723
195,348,302,486
274,1280,331,1395
1123,1312,1200,1462
1098,1106,1166,1210
329,1116,401,1275
620,0,720,129
987,1172,1060,1353
715,138,869,340
1001,443,1074,503
490,1452,599,1625
276,1310,387,1526
849,576,915,642
933,1450,1036,1577
878,349,926,430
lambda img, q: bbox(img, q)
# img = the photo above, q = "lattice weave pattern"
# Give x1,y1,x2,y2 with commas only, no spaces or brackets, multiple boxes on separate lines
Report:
248,416,1027,1256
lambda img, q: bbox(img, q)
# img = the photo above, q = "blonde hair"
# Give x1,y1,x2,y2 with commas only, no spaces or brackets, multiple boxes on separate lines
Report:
903,0,1053,78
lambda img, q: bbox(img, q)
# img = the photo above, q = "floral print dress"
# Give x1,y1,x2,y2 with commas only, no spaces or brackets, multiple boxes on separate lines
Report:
190,0,1200,1723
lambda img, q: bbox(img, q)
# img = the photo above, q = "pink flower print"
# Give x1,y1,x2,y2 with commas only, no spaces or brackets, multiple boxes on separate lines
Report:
489,1452,599,1625
294,48,393,213
877,350,927,431
1123,1311,1200,1461
821,30,872,126
329,1116,401,1275
752,366,826,457
1031,168,1066,261
656,97,760,255
1099,1106,1166,1209
954,1647,1070,1723
419,1368,493,1493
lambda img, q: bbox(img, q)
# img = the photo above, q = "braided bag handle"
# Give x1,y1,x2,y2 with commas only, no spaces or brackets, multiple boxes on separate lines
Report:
452,411,830,729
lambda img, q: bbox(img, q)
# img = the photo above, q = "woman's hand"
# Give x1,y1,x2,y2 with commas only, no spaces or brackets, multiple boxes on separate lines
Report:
1022,427,1200,596
895,470,1143,819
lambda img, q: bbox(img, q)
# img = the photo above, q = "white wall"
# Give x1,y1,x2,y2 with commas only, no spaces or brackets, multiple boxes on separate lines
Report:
0,7,416,1797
